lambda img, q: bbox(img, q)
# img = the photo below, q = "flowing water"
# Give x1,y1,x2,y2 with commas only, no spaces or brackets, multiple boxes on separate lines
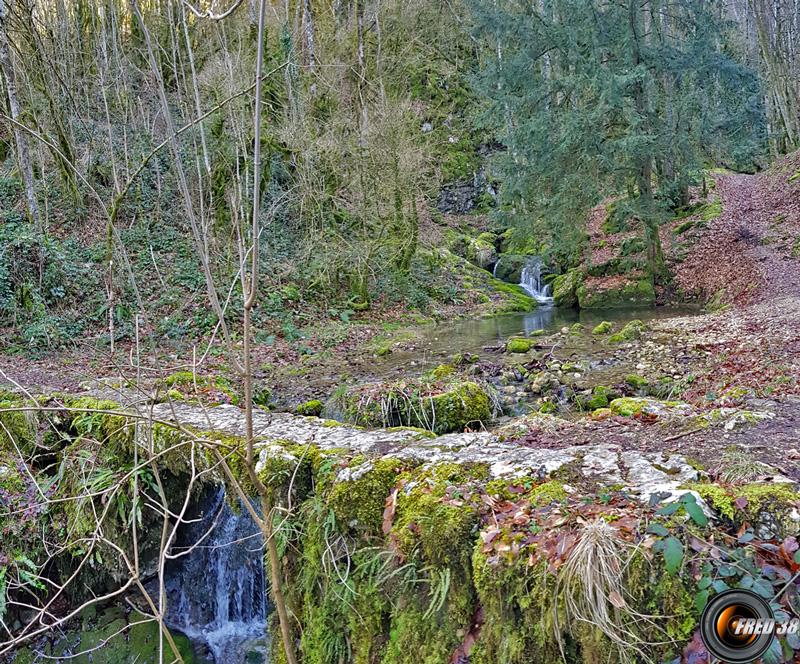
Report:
518,257,553,304
162,488,269,663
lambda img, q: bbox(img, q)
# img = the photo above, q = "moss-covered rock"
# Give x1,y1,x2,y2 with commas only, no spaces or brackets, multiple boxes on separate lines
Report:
552,269,583,308
691,482,800,538
577,278,655,309
295,399,324,416
506,337,534,353
488,278,538,313
609,396,690,419
625,374,649,391
575,389,609,411
609,397,649,417
591,321,613,335
337,379,492,434
492,253,529,283
328,457,405,532
608,319,646,343
42,607,196,664
429,363,457,380
466,234,498,269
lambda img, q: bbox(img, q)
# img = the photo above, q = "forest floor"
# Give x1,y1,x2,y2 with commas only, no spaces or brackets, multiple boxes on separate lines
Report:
2,160,799,478
511,157,800,476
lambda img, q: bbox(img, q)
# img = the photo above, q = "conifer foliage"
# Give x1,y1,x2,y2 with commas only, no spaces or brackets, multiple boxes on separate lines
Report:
470,0,766,279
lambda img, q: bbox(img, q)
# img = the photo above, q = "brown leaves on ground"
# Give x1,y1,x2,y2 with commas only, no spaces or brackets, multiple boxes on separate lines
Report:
674,166,800,306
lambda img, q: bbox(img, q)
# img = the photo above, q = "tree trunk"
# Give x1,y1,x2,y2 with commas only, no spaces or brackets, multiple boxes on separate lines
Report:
0,0,38,227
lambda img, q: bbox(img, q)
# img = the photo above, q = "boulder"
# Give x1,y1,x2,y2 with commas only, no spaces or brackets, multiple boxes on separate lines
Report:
506,337,534,353
577,278,655,309
552,269,583,307
492,254,529,283
609,319,647,343
591,321,613,335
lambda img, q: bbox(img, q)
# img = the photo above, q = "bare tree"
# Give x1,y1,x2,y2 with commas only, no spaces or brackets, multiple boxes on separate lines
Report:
0,0,38,227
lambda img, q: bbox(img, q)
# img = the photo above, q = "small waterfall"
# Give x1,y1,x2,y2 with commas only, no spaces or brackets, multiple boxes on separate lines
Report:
163,487,269,663
519,257,554,304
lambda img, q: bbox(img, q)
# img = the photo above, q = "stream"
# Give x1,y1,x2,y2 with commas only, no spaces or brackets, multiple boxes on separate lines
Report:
372,304,697,379
167,302,698,662
162,488,269,663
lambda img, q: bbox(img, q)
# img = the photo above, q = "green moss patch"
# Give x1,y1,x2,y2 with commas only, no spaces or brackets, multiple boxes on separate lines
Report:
591,321,613,335
506,337,534,353
336,379,493,434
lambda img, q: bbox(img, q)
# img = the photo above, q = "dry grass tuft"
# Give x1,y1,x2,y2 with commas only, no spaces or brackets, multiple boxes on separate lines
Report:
554,518,665,663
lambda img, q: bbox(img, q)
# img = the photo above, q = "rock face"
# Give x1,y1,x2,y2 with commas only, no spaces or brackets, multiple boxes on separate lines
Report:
4,391,800,664
436,171,489,214
492,254,529,284
577,277,655,308
150,402,701,502
552,269,583,307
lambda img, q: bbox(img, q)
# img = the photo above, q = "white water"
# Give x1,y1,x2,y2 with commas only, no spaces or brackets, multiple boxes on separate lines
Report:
164,488,269,663
519,256,554,304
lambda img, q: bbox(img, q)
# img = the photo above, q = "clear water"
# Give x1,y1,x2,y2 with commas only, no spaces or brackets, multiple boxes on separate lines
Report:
372,304,697,378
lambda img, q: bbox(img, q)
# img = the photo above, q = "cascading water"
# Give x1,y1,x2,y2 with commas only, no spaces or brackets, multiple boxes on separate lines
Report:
162,487,269,663
519,257,554,304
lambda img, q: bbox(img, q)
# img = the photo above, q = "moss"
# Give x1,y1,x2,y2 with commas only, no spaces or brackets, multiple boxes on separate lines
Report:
569,322,584,334
552,269,583,308
506,337,534,353
593,385,617,400
338,380,492,434
609,397,648,417
626,553,696,653
49,607,196,664
471,553,563,663
295,399,324,416
675,219,695,234
489,278,537,312
161,371,197,387
429,363,456,380
477,231,497,245
492,254,529,283
578,279,655,309
575,391,608,411
625,374,649,390
608,319,646,343
691,483,735,520
591,321,613,335
328,457,404,533
466,235,497,269
739,482,799,512
529,480,568,505
391,465,481,567
538,400,558,414
590,407,613,420
0,398,36,455
699,197,722,221
689,482,799,529
385,426,438,439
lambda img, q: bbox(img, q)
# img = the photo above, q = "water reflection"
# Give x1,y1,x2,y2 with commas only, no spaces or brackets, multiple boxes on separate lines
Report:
373,304,698,378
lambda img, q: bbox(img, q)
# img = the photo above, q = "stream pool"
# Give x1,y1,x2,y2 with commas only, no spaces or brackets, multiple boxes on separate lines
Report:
372,304,699,378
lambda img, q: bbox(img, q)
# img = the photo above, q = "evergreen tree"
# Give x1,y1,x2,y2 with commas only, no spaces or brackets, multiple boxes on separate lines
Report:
470,0,765,280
